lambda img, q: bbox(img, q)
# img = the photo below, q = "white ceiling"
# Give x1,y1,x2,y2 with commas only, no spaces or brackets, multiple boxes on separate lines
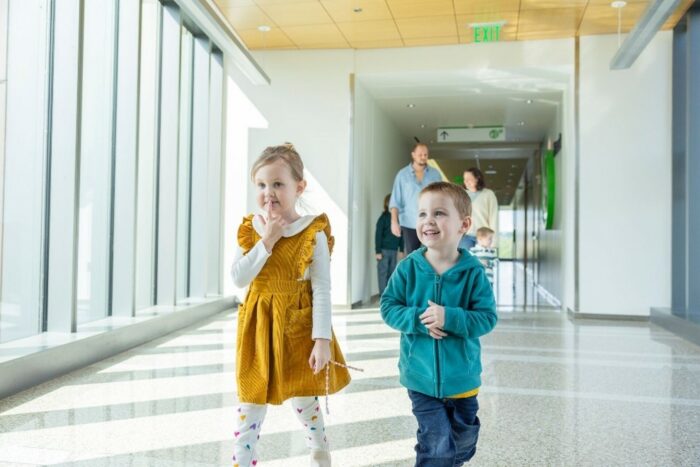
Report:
359,70,563,150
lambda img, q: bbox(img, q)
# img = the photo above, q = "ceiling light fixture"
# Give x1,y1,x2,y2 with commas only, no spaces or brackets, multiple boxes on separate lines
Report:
610,0,681,70
518,121,525,126
257,25,271,32
611,1,627,47
525,99,533,104
407,103,415,108
353,7,363,13
420,124,426,128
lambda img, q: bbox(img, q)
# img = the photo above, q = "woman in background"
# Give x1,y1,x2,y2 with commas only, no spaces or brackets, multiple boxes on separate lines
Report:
460,167,499,250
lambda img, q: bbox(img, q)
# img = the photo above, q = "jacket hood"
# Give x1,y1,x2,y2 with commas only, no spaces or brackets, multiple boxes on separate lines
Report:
406,246,483,276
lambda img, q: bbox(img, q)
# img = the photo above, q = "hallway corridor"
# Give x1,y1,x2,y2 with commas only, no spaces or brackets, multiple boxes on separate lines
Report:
1,306,699,466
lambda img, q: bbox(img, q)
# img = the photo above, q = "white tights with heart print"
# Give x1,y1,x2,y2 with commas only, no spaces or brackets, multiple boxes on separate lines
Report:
232,396,329,467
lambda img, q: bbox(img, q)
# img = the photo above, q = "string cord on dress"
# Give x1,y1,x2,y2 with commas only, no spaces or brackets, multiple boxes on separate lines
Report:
324,360,364,415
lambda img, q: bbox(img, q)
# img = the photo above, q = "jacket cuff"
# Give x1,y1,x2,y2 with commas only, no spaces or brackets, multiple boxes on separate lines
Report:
443,306,466,336
414,308,428,334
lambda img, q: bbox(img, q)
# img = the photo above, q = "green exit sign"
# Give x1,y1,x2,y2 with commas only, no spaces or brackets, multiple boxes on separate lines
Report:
471,21,506,43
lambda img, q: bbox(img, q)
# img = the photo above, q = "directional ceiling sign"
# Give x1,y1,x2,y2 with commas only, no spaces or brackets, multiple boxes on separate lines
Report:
437,126,506,143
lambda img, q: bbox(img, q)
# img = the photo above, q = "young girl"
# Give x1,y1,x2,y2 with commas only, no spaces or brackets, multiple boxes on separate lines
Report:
230,143,351,467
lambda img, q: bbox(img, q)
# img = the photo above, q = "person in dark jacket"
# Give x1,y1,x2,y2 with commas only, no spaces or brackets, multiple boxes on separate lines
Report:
376,194,404,296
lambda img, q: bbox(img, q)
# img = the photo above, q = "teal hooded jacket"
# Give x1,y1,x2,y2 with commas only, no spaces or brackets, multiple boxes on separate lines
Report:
380,247,497,398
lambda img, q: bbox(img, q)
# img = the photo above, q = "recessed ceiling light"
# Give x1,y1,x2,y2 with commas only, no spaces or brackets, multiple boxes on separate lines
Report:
611,1,627,8
525,99,533,104
407,103,415,108
488,165,493,169
353,7,363,13
420,124,426,128
485,170,497,175
518,121,525,126
511,164,517,168
257,25,271,32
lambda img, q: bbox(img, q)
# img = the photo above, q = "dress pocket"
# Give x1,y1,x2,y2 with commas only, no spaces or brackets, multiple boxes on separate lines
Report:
285,306,312,339
236,304,247,348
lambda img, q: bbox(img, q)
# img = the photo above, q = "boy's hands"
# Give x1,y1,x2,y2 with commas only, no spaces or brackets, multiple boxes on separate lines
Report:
309,338,331,374
258,203,286,252
420,300,447,340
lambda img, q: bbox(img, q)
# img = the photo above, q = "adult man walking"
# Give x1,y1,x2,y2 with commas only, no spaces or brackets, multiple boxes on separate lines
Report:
388,143,443,254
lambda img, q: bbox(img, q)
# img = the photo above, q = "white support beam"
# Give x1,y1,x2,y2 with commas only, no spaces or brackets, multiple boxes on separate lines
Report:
610,0,682,69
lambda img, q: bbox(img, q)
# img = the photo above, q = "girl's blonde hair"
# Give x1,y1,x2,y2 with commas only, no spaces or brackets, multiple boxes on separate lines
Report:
251,143,304,181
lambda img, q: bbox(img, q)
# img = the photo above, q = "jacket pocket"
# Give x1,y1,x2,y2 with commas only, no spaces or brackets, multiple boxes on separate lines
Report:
285,306,312,339
407,335,434,379
441,337,471,376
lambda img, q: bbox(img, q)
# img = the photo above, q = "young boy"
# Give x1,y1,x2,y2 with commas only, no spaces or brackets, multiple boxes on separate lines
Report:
380,181,497,467
469,227,499,288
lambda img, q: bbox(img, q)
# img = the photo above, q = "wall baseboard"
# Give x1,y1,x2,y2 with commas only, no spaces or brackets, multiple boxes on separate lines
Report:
650,308,700,347
566,307,649,321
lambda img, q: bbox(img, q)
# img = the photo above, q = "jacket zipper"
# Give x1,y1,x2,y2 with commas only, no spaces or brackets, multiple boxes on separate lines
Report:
434,275,442,398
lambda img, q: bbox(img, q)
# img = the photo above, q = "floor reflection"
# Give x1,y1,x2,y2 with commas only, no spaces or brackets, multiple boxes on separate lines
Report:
1,299,699,466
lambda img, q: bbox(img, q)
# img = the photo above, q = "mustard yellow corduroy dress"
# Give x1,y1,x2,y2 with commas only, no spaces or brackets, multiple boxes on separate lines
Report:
236,213,351,405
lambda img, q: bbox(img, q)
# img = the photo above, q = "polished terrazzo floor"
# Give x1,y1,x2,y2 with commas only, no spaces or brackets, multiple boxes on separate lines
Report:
1,302,700,466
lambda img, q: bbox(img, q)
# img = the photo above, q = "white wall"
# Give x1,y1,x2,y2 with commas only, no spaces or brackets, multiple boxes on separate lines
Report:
226,50,355,305
237,39,573,305
562,78,577,313
227,41,576,306
354,39,573,74
351,80,408,304
222,35,672,315
578,32,672,316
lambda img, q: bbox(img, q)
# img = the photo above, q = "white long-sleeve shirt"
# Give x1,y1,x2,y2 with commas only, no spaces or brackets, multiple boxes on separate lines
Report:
467,188,499,243
231,214,332,340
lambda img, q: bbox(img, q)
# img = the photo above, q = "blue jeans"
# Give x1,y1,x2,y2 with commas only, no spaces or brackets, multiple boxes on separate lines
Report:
459,235,477,250
408,389,480,467
377,249,398,296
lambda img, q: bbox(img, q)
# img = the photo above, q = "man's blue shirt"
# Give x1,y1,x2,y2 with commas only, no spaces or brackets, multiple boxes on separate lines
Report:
389,163,442,229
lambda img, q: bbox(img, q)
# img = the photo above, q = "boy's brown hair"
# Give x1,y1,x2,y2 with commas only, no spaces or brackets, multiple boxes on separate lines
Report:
476,227,495,238
419,181,472,218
